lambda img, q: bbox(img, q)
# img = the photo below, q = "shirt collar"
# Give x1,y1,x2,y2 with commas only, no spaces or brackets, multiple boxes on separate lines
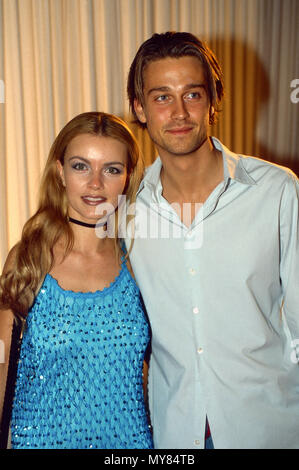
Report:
137,136,256,196
211,137,256,185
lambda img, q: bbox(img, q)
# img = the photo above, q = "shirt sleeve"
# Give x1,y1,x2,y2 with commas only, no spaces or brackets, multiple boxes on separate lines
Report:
279,170,299,363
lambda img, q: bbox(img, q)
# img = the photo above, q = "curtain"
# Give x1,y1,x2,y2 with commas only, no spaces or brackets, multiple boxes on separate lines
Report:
0,0,298,267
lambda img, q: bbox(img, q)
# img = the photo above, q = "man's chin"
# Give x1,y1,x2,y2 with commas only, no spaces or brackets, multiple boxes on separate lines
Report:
158,136,208,157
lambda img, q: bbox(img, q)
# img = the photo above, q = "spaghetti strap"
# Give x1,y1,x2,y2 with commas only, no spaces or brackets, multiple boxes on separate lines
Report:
120,241,127,263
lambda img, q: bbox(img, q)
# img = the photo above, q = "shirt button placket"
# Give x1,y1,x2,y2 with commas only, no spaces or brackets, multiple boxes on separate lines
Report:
186,252,204,448
187,264,203,356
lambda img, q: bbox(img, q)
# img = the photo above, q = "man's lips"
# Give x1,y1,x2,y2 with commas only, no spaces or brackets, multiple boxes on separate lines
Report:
81,196,107,206
165,126,193,135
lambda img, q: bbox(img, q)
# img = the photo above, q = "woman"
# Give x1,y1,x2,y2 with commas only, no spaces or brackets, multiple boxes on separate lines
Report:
0,112,153,449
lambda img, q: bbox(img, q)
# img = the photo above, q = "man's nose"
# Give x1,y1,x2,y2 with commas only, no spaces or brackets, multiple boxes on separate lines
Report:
171,98,189,120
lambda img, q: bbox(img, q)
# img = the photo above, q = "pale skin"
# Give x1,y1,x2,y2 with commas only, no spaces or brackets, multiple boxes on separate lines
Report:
53,134,129,292
134,56,224,225
0,251,15,430
0,134,149,432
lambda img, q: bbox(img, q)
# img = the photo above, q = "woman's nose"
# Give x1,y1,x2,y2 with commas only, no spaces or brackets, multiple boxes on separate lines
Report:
88,171,104,189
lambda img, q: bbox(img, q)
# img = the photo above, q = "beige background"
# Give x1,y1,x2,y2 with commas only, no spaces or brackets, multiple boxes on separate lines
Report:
0,0,298,268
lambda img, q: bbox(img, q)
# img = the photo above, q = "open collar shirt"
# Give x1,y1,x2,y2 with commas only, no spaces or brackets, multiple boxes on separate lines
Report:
125,137,299,449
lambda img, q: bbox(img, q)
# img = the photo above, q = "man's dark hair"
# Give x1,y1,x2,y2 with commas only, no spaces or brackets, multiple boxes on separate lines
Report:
127,31,224,128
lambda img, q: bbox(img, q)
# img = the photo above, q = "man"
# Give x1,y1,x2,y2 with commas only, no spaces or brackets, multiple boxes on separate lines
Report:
125,31,299,449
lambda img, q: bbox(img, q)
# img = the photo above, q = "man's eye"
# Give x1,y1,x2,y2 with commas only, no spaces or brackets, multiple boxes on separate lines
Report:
155,95,169,102
72,162,87,171
185,92,201,100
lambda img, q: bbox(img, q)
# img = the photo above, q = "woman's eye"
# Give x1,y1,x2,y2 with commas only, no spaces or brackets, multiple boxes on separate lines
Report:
72,162,87,171
105,167,121,175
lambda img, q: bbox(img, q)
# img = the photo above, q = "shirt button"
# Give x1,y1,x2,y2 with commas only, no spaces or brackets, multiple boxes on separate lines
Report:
194,439,200,446
197,347,203,354
193,307,199,314
189,268,196,275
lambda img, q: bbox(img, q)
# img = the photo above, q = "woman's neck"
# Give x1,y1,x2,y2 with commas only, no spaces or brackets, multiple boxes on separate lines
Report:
69,222,114,255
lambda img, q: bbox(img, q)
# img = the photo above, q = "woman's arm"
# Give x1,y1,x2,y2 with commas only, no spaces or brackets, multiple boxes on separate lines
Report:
143,359,149,401
0,247,18,427
0,308,14,426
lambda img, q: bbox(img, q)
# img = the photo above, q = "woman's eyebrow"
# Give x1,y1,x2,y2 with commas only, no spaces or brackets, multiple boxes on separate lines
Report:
68,156,90,162
102,161,126,167
68,156,125,166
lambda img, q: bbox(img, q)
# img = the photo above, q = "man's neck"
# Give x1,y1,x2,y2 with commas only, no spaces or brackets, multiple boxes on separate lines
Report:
159,137,224,205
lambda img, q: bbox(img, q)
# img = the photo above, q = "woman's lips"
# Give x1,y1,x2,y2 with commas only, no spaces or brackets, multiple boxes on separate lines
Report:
81,196,106,206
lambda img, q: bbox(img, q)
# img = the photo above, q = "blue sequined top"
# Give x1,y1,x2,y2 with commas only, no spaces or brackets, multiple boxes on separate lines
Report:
11,259,153,449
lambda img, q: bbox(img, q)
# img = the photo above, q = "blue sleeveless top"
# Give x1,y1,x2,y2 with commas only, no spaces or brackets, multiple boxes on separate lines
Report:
11,259,153,449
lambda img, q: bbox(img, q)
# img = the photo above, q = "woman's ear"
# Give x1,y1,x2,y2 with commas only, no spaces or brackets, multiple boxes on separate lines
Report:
134,99,147,124
56,160,66,187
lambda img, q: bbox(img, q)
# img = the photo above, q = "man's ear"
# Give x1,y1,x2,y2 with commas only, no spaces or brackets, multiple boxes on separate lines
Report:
134,99,147,124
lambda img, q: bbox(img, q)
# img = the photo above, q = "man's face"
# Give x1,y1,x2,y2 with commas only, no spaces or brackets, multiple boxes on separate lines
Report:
134,56,211,158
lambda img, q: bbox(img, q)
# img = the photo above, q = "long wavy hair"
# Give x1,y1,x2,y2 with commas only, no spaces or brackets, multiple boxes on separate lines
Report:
0,112,144,319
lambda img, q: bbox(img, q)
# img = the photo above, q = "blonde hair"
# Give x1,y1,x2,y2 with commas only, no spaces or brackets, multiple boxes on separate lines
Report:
0,112,144,319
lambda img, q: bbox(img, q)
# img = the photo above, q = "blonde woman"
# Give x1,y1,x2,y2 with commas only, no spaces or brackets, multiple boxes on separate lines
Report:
0,112,153,449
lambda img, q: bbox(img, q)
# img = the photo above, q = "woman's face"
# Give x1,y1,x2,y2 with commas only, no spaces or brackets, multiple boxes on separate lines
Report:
57,133,128,224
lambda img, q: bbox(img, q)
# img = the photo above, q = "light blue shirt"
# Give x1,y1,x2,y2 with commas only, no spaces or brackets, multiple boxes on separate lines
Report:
126,137,299,449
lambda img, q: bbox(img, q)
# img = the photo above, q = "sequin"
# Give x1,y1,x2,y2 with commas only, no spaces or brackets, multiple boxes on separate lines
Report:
11,261,153,449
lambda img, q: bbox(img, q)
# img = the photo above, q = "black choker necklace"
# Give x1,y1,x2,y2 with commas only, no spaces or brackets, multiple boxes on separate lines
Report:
69,217,98,228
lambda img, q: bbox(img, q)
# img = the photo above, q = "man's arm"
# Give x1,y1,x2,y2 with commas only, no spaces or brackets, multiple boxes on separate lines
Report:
279,171,299,363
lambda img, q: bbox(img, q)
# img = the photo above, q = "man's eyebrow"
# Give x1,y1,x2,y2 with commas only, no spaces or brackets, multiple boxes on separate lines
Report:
185,83,207,90
147,86,170,95
146,83,207,96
